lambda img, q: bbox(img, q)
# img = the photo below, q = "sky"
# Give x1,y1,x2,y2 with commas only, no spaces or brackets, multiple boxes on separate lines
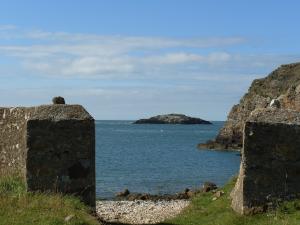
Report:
0,0,300,120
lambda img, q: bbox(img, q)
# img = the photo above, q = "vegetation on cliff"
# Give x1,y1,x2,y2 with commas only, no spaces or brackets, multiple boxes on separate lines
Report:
199,62,300,150
0,176,100,225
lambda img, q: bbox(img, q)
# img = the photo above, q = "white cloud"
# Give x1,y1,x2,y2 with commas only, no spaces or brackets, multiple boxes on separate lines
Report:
21,30,246,47
0,25,16,31
18,51,236,77
141,53,203,65
2,27,298,81
62,57,134,75
0,26,249,78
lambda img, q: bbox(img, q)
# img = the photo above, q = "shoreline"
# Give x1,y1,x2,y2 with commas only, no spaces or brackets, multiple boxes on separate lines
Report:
96,199,190,224
100,182,218,202
96,183,217,224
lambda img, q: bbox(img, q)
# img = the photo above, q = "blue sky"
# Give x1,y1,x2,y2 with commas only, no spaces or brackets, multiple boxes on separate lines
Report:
0,0,300,120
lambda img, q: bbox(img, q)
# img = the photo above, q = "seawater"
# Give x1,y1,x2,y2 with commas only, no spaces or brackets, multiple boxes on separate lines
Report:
96,121,240,199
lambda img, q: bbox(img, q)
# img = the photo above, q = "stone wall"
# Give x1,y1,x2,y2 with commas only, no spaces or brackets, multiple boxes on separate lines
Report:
0,107,28,178
0,104,95,207
231,108,300,214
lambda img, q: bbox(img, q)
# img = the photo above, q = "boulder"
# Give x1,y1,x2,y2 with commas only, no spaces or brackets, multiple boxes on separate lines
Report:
114,186,204,201
116,189,130,197
202,182,217,192
214,190,224,198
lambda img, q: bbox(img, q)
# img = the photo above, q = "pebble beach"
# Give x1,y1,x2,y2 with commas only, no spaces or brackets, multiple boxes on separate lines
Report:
96,200,190,224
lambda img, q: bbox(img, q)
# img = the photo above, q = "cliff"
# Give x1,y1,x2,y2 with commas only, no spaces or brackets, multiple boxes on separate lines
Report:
134,114,211,124
199,62,300,150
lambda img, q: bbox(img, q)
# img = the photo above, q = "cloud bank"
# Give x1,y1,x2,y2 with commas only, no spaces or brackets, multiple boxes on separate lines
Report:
0,25,299,119
0,27,246,79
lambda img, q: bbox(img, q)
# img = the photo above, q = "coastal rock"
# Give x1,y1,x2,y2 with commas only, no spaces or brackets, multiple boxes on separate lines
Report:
114,183,216,201
214,190,224,198
116,189,130,197
116,192,189,201
134,114,211,125
202,182,217,192
199,62,300,150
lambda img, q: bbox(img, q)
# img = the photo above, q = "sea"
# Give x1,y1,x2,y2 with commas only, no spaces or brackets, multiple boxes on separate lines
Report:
95,120,241,199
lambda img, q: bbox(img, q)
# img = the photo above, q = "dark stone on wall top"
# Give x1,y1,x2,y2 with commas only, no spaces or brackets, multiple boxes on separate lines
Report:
52,96,65,104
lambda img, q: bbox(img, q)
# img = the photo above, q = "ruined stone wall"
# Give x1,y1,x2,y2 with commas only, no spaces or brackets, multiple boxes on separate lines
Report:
0,107,28,178
0,104,95,207
231,108,300,214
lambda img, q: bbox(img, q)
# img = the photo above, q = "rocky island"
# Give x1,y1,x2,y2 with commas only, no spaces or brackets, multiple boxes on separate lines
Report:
199,62,300,150
134,114,212,125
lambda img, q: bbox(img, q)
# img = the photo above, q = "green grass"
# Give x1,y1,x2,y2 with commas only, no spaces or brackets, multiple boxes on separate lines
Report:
162,178,300,225
0,176,101,225
3,176,300,225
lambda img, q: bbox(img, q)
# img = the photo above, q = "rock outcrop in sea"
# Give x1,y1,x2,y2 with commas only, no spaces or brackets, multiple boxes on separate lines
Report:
199,62,300,150
134,114,211,125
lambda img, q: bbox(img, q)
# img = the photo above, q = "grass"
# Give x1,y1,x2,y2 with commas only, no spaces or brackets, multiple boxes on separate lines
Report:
0,176,101,225
2,176,300,225
160,178,300,225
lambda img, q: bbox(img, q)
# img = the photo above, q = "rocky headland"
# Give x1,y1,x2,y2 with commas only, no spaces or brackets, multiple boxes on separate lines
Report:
199,62,300,150
134,113,212,125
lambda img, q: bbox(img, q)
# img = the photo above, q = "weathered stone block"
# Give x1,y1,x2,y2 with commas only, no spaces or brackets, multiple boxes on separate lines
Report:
0,105,95,207
231,108,300,214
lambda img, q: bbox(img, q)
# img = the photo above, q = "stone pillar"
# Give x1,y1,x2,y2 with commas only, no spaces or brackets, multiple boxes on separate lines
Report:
231,108,300,214
0,104,95,207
